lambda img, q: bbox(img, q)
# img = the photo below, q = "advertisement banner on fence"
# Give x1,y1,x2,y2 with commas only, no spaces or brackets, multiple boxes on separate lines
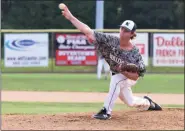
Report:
55,33,97,65
153,33,184,67
4,33,49,67
106,33,149,66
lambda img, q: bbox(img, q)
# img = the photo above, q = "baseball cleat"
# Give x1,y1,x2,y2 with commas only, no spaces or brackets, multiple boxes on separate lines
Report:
144,96,162,111
93,107,111,120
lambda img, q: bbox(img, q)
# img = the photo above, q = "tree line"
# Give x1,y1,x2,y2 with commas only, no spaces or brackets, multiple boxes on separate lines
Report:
1,0,184,29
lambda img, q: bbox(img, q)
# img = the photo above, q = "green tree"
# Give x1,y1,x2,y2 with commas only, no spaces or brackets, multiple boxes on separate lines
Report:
1,0,184,29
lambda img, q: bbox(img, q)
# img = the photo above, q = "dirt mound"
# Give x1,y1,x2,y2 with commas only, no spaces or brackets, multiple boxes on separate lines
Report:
2,108,184,130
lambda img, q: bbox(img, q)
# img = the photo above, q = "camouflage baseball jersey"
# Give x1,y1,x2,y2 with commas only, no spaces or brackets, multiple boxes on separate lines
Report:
92,31,146,77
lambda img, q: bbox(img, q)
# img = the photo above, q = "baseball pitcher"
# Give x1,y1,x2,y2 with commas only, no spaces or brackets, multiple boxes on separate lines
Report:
60,3,162,120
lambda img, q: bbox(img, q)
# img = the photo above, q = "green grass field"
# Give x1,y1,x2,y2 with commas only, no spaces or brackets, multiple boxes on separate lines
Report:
2,73,184,93
2,102,127,114
2,102,184,115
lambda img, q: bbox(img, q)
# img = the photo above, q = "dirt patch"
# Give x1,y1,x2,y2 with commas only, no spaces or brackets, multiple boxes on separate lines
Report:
2,91,184,105
2,91,184,130
2,108,184,130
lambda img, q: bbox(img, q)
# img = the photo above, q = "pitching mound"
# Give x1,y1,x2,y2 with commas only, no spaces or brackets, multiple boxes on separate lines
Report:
2,108,184,130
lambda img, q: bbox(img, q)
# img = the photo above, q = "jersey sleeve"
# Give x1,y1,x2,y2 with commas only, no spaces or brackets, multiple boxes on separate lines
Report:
137,54,146,77
90,31,119,60
92,31,118,47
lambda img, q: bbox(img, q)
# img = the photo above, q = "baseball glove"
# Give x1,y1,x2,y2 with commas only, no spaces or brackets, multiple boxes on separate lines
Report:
117,62,139,73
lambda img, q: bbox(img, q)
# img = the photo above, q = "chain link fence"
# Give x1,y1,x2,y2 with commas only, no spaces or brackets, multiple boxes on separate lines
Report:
1,29,184,73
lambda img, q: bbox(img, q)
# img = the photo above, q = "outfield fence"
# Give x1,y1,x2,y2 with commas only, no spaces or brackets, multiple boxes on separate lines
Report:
1,29,184,73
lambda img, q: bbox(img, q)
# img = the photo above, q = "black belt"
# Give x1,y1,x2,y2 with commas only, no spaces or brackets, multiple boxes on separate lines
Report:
112,72,117,76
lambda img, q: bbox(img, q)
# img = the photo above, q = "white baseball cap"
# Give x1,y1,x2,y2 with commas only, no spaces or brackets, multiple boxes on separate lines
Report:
120,20,137,32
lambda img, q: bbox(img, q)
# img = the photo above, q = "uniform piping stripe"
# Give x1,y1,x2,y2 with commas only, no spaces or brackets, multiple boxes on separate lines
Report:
107,78,127,113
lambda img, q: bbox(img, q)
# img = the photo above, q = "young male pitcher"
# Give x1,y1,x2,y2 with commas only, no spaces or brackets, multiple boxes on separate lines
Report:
60,3,162,120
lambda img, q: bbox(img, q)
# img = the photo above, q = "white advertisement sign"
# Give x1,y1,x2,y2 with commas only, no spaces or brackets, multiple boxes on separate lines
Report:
153,33,184,67
4,33,49,67
107,33,149,66
131,33,149,66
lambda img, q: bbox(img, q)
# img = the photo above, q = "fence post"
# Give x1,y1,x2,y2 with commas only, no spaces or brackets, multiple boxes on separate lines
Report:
149,32,154,73
51,32,54,73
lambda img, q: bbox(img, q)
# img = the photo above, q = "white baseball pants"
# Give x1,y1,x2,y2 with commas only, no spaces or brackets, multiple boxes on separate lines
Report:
103,73,150,114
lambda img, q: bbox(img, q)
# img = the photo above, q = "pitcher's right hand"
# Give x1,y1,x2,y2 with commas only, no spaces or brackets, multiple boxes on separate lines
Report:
60,4,73,20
